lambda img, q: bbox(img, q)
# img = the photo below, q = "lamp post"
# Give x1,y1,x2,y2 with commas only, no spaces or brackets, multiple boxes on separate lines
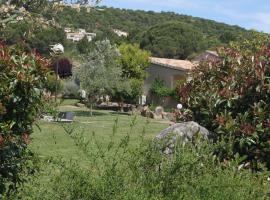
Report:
50,43,64,104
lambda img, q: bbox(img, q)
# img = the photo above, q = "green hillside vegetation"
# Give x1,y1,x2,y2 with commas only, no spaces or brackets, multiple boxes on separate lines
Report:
140,22,207,59
49,6,249,58
1,5,251,59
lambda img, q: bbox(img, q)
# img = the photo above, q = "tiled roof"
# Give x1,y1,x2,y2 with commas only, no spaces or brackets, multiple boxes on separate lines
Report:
150,57,194,71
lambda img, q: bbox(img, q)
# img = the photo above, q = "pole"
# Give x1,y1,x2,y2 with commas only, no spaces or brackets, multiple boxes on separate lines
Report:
55,59,58,104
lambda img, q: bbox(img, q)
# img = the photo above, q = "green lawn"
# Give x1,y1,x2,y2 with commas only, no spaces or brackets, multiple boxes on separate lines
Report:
30,102,168,165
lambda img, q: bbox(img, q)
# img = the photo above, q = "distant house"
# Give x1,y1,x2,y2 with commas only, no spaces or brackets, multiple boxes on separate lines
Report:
66,28,96,42
64,27,72,33
112,29,129,37
142,57,194,107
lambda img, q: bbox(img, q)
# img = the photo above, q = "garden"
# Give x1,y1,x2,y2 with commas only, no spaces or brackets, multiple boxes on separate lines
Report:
2,1,270,199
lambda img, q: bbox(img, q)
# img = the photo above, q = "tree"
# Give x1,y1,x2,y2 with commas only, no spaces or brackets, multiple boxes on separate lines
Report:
0,43,49,194
76,36,93,54
76,40,123,116
178,32,270,169
116,43,150,103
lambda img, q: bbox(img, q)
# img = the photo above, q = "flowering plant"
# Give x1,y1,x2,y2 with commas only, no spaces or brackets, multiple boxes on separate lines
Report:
178,32,270,169
0,43,49,193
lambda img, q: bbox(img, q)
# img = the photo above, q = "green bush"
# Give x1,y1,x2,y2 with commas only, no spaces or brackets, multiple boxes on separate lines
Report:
62,79,80,98
151,78,174,98
9,120,270,200
178,32,270,169
45,72,64,95
0,43,49,196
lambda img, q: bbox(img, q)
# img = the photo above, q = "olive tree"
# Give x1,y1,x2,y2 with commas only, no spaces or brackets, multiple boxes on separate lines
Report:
76,40,127,115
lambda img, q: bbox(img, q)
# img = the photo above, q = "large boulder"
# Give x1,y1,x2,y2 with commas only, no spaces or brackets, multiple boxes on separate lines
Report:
156,121,212,154
156,121,211,141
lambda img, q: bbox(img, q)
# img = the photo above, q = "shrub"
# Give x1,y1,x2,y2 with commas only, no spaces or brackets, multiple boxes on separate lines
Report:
0,43,49,195
45,72,64,95
62,79,80,98
178,32,270,169
52,57,73,78
9,121,270,200
151,78,174,98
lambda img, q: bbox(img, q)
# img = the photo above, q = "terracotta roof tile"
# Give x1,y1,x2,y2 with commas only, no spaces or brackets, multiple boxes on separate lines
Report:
150,57,194,71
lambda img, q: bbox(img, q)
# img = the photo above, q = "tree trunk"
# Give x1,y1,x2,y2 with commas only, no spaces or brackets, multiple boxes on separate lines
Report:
90,103,93,116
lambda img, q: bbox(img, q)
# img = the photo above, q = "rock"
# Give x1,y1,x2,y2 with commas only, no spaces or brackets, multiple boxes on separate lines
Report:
156,121,212,154
162,112,175,121
156,121,211,142
155,106,164,116
153,112,163,119
141,106,150,117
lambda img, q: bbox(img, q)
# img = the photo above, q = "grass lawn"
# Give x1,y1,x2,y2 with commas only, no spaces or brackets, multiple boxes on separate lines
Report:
30,100,169,166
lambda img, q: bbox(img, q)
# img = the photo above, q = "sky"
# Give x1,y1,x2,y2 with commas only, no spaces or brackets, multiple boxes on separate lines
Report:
101,0,270,33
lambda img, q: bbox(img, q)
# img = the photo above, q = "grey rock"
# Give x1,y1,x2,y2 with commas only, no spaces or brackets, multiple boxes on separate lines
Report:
162,112,175,121
156,121,211,142
153,112,163,120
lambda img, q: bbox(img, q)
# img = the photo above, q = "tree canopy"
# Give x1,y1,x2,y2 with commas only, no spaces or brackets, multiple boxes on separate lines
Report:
140,22,207,59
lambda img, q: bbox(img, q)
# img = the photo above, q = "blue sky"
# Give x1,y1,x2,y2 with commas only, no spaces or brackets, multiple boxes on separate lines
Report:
101,0,270,33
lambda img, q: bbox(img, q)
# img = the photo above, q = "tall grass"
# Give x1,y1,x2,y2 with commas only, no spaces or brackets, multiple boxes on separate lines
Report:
8,118,270,200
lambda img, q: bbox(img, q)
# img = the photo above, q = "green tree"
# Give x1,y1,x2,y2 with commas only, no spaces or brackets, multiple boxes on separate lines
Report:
140,22,207,59
76,36,93,54
178,32,270,169
116,43,150,103
29,26,66,55
0,44,49,195
76,40,123,116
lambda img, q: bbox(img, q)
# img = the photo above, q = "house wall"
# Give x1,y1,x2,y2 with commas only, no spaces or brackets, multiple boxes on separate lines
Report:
193,52,220,62
143,63,187,108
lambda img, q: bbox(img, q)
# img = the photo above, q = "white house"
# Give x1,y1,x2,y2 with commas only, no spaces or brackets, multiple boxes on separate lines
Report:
113,29,129,37
66,28,96,42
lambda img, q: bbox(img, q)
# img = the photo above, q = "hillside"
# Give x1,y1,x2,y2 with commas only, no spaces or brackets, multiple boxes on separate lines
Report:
1,5,251,59
51,6,250,59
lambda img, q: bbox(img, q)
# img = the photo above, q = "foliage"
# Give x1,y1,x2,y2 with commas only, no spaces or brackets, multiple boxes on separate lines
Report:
118,43,150,80
76,36,94,55
76,40,125,114
1,2,254,59
151,78,174,97
52,57,73,78
178,32,270,169
45,6,251,59
62,79,80,98
113,43,150,103
9,120,270,199
0,43,49,195
1,21,67,56
28,26,67,56
45,72,64,94
140,22,207,59
0,0,100,27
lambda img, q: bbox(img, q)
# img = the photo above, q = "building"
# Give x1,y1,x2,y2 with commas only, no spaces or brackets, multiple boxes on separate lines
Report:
143,57,194,107
66,28,96,42
64,27,72,33
112,29,129,37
